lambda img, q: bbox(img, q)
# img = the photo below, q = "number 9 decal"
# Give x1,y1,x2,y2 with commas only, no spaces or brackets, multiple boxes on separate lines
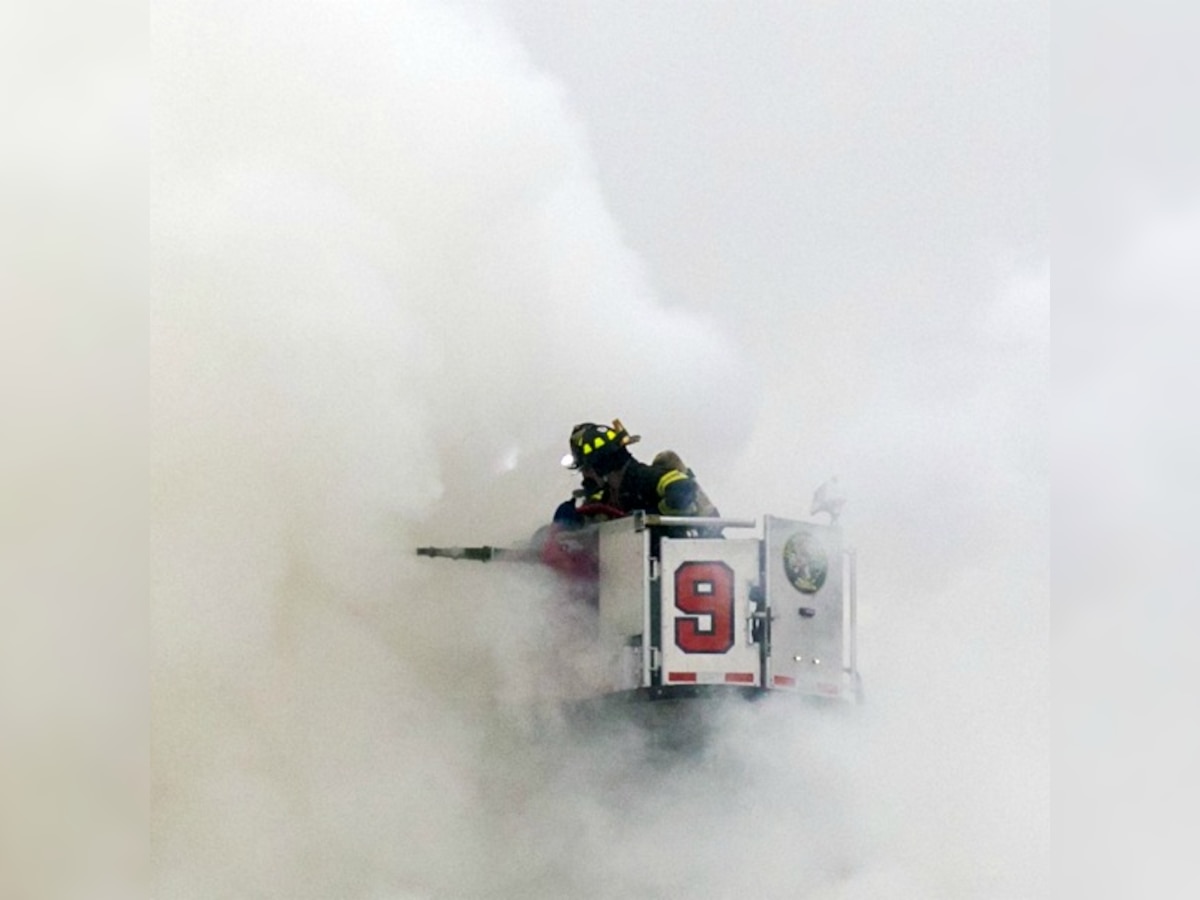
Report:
674,561,735,654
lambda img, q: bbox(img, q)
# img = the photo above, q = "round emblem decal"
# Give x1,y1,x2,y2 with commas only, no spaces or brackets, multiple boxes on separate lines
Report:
782,532,828,594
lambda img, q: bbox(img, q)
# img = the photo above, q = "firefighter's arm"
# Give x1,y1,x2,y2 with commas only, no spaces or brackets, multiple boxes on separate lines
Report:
656,468,698,514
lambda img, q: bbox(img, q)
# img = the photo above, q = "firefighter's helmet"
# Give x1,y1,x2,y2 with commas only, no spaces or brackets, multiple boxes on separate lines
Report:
562,421,636,475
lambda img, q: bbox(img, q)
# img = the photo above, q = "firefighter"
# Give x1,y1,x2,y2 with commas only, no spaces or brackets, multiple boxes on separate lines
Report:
651,449,720,519
561,421,720,520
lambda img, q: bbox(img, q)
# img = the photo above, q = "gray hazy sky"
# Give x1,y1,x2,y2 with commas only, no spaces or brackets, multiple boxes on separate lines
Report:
500,1,1048,319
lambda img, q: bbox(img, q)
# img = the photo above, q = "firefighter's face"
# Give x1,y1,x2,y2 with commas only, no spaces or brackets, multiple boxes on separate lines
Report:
598,466,623,486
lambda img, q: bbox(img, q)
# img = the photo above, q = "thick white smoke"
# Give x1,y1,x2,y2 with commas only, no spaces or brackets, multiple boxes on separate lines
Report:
151,2,1047,899
152,2,758,898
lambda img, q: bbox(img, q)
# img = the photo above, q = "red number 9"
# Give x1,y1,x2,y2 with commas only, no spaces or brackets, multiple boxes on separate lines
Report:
674,561,735,654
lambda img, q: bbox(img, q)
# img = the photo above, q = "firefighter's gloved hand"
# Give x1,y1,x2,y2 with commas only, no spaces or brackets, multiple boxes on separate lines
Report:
552,499,584,528
661,478,698,514
573,473,604,502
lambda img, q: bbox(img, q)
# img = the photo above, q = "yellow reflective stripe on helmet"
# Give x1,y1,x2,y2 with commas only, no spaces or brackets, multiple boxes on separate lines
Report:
582,444,592,455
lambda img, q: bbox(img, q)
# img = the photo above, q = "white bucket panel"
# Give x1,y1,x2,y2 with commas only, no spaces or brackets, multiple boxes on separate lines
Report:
659,538,762,687
596,517,651,685
763,517,846,698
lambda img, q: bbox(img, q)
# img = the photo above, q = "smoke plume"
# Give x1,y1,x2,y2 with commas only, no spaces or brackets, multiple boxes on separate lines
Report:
150,2,1047,898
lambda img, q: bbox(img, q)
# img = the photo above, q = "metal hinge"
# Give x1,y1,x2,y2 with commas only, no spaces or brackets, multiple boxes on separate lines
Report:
748,584,768,648
747,609,769,646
